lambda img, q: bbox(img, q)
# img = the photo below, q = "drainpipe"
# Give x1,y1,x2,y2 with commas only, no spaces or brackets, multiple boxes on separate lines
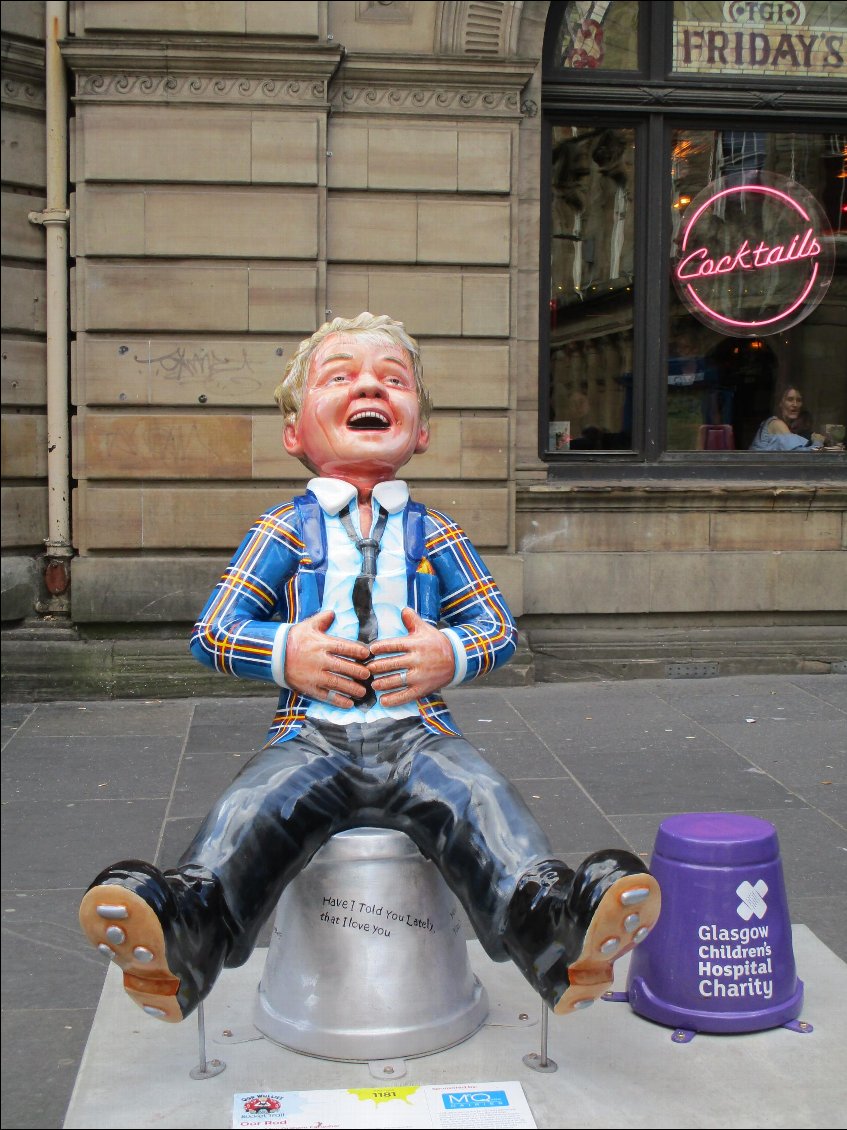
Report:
29,0,72,601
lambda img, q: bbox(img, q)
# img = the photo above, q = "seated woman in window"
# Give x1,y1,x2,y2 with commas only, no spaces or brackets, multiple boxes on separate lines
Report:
749,386,830,452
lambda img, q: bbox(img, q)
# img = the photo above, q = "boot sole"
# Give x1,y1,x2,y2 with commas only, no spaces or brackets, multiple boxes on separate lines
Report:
554,873,661,1015
80,885,184,1022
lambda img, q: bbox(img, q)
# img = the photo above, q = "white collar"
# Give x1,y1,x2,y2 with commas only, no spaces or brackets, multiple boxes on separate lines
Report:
306,477,409,516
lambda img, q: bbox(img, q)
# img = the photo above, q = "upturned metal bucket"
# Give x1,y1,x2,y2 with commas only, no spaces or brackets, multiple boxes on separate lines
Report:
254,827,489,1060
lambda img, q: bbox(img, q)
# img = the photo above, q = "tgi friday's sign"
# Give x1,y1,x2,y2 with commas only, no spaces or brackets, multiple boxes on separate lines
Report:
672,173,835,336
675,2,845,78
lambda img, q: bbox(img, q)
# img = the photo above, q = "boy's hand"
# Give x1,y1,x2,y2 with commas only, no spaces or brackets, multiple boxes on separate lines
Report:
369,607,456,706
284,610,372,708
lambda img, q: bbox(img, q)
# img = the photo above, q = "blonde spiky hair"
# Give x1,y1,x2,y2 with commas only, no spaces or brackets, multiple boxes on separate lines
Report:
273,312,432,425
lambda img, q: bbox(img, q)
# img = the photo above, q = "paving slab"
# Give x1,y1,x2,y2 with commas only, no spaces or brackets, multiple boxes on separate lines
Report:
2,675,843,1129
64,929,844,1130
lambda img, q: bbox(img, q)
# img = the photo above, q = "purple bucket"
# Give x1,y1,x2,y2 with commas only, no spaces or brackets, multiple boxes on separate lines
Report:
627,812,803,1033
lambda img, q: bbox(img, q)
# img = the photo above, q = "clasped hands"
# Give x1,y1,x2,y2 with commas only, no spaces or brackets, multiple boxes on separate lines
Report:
283,607,456,709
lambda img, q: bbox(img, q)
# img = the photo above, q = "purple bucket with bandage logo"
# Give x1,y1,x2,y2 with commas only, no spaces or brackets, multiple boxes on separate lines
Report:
627,812,803,1033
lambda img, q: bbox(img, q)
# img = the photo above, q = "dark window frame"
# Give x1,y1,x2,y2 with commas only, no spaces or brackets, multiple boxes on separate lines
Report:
539,0,847,480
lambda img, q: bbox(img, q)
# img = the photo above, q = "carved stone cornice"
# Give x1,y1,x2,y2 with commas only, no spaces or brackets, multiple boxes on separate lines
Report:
334,53,537,117
74,72,336,105
62,37,344,106
1,72,46,111
0,38,45,108
60,35,537,115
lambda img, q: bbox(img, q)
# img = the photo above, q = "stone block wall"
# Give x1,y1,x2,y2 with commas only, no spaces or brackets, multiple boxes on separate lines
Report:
2,1,843,666
517,484,847,623
64,0,533,623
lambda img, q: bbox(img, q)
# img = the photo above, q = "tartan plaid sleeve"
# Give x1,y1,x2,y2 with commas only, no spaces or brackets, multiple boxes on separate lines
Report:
189,503,304,682
424,507,517,682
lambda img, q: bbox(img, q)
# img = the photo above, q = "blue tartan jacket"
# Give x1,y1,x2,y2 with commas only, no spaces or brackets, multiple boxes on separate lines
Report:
189,490,517,745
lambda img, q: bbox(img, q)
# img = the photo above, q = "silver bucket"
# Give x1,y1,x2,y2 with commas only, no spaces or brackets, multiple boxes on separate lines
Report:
254,827,489,1061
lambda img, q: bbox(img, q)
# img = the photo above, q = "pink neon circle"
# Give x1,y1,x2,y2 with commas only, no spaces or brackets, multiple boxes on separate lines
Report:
680,185,811,252
685,263,819,329
676,182,825,332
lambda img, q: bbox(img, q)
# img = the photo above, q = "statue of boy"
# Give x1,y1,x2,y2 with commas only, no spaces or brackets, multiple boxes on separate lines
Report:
80,313,659,1023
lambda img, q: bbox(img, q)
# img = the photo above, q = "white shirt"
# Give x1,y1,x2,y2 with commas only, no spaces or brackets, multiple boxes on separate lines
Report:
270,477,463,725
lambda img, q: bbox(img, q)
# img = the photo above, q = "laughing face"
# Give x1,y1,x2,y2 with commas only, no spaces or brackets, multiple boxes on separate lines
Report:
282,332,430,486
778,387,803,425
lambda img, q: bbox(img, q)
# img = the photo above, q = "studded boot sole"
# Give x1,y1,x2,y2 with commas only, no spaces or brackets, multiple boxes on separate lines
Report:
80,884,185,1022
553,872,661,1015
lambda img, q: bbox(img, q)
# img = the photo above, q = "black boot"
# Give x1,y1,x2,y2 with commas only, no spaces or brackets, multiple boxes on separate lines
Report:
79,860,233,1022
504,851,660,1015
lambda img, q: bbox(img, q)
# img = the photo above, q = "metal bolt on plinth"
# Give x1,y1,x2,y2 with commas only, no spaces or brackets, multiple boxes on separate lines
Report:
190,1002,226,1080
522,1002,558,1073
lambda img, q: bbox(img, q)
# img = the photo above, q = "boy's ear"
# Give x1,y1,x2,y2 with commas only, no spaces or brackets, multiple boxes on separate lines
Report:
414,425,430,455
283,421,304,457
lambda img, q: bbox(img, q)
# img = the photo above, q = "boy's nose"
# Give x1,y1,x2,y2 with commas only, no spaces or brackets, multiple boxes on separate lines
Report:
352,371,383,396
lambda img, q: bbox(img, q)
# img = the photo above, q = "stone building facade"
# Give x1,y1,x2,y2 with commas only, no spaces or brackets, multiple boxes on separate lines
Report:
2,0,846,698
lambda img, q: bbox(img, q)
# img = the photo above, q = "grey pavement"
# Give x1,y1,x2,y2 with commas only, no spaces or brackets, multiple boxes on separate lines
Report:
2,673,846,1129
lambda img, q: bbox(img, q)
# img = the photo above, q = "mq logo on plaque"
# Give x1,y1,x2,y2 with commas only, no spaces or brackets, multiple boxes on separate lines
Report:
672,172,835,336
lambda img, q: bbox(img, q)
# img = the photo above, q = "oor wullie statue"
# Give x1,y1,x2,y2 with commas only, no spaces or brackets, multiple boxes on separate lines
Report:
80,312,660,1024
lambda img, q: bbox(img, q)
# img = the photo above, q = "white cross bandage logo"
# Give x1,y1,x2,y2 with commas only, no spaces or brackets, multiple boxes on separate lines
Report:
736,879,768,920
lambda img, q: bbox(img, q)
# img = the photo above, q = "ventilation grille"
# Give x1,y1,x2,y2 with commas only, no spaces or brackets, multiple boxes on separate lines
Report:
665,661,721,679
465,1,507,54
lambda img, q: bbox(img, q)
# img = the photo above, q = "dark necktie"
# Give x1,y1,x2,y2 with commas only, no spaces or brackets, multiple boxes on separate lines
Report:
339,503,388,709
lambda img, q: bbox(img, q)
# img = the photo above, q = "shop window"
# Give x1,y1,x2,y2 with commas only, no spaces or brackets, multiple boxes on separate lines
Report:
549,125,636,451
542,1,847,470
667,128,844,452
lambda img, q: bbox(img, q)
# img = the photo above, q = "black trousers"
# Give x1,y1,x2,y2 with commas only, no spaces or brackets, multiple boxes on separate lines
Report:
178,717,553,967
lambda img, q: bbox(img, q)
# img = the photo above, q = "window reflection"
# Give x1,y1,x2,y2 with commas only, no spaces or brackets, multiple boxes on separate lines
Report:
555,1,640,71
549,126,636,451
667,129,846,453
666,316,778,450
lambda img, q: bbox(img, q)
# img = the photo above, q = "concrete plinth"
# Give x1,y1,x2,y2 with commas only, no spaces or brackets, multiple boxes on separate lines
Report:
64,928,845,1129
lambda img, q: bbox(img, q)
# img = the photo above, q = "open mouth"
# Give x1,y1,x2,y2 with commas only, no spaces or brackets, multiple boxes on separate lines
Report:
347,409,391,431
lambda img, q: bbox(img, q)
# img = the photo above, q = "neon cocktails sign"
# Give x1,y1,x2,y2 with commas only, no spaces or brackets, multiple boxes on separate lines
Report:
672,173,834,336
